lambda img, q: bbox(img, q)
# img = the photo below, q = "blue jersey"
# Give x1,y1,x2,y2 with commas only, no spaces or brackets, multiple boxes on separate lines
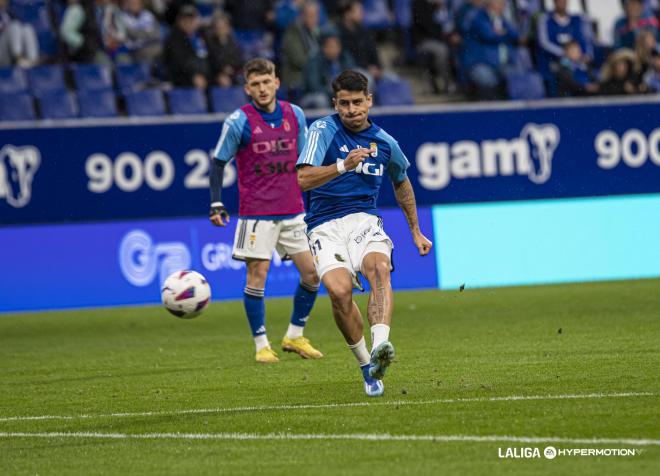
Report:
212,101,308,163
296,114,409,231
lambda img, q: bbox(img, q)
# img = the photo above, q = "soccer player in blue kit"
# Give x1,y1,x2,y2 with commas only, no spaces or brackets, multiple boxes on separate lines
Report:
296,70,433,397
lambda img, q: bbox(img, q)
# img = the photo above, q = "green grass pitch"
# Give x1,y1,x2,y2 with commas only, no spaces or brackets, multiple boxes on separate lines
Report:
1,279,659,475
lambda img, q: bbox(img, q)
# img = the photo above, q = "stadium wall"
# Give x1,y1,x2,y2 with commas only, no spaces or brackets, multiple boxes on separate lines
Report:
1,97,659,312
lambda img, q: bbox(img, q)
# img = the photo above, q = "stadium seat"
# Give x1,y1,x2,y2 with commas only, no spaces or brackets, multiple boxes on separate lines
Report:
116,63,152,94
168,88,208,115
27,65,67,95
77,90,118,118
0,92,36,121
0,67,28,94
506,72,547,100
375,79,414,106
72,63,113,91
38,91,78,120
125,89,166,117
210,86,246,113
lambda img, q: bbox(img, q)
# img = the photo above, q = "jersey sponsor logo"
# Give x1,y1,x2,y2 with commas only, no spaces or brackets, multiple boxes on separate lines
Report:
252,138,296,156
119,229,191,288
340,144,349,153
416,123,560,190
355,161,384,176
0,145,41,208
253,126,263,134
254,160,297,176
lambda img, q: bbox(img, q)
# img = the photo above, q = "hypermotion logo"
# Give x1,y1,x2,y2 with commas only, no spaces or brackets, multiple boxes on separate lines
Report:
119,229,191,287
0,145,41,208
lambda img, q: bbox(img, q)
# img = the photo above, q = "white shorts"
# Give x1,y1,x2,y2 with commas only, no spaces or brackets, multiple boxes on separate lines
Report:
307,212,393,280
233,213,309,261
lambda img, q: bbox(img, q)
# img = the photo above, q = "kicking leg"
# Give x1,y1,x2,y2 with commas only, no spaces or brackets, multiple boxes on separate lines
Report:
324,267,383,397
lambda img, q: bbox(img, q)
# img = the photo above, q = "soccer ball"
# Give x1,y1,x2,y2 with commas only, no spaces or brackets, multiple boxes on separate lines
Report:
161,270,211,319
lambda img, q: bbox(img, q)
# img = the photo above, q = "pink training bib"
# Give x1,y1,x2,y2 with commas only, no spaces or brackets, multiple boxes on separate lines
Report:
234,101,305,217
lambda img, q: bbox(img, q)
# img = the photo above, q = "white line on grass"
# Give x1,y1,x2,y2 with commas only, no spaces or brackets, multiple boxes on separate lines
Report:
0,392,654,423
0,431,658,446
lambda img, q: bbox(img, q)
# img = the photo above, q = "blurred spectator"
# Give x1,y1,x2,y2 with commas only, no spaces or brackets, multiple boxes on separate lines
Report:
163,5,209,88
302,28,355,108
340,1,383,80
225,0,275,31
281,0,320,94
117,0,162,64
556,40,599,96
614,0,660,50
412,0,456,94
643,51,660,91
536,0,593,83
634,29,660,72
455,0,484,36
204,12,244,87
60,0,121,65
0,0,39,67
275,0,327,30
462,0,520,99
599,48,644,94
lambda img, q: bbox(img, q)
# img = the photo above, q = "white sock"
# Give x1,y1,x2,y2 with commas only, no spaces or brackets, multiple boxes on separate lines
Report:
371,324,390,351
254,334,269,352
348,336,370,367
286,323,304,340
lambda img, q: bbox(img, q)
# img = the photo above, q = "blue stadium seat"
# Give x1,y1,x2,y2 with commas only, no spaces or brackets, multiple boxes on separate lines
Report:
38,91,78,119
210,86,246,113
27,65,67,95
72,63,113,91
0,67,28,94
168,88,207,115
507,72,546,100
0,93,36,121
375,79,414,106
116,63,152,94
125,89,166,117
78,90,118,118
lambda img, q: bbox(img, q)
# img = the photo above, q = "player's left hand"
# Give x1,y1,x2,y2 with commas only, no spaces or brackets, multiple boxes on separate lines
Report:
413,232,433,256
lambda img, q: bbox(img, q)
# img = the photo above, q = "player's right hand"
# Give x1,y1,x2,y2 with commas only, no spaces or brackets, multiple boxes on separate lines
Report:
343,147,370,171
209,203,230,227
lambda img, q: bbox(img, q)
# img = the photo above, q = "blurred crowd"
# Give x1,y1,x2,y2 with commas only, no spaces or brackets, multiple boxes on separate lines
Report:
1,0,660,107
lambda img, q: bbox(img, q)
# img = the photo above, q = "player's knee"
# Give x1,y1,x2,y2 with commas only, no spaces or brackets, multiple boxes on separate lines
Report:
246,266,269,288
327,282,353,308
363,258,391,284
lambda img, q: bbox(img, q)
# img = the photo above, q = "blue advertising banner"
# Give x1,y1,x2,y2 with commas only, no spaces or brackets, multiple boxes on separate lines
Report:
0,207,436,313
2,98,660,225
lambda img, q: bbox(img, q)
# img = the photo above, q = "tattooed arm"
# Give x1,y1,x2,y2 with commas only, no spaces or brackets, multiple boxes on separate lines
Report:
393,178,433,256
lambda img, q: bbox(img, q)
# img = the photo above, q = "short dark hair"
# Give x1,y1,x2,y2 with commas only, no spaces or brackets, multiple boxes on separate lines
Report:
332,70,369,97
244,58,276,80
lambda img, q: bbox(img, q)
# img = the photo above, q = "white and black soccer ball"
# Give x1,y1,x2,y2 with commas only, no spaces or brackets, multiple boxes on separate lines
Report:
161,270,211,319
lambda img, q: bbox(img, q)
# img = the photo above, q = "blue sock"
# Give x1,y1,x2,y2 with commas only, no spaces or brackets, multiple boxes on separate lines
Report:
290,281,319,327
244,286,266,336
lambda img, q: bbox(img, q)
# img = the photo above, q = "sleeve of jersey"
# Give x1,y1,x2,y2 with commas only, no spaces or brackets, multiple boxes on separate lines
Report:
292,105,309,155
296,121,334,167
385,137,410,184
212,110,247,163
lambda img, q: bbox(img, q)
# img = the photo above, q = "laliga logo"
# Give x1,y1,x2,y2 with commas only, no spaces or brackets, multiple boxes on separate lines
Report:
119,229,191,287
0,145,41,208
416,123,560,190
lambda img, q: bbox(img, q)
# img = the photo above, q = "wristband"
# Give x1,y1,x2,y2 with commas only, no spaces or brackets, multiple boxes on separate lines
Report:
336,159,346,175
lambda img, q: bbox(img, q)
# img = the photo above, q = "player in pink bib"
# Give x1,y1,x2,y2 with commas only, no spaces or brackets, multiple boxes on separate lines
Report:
209,58,323,363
